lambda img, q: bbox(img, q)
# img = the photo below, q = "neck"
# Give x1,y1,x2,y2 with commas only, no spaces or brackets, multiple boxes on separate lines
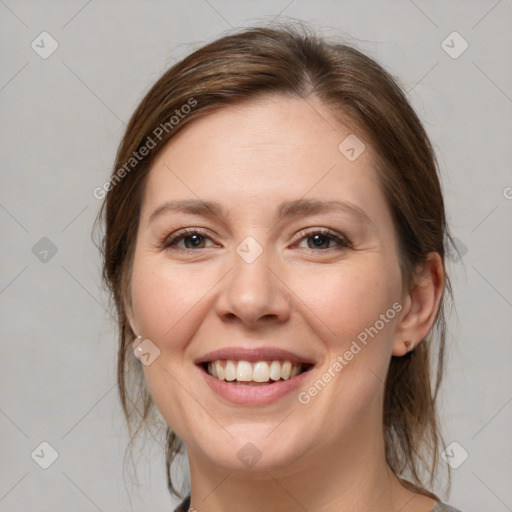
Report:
186,409,434,512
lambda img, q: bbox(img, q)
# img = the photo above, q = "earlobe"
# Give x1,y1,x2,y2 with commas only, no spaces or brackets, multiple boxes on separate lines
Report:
125,305,142,351
393,338,415,357
124,297,138,339
392,252,444,357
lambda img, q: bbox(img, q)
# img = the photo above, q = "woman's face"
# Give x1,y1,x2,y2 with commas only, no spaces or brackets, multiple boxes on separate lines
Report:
127,95,409,474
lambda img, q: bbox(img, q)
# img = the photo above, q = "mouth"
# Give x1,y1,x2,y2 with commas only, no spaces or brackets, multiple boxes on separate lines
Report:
199,359,314,386
195,347,316,404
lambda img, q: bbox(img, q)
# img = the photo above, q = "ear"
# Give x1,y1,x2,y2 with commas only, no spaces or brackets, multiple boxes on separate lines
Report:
124,294,139,345
392,252,444,356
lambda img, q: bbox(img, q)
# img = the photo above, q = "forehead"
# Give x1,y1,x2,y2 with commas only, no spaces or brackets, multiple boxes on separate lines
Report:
141,95,388,227
151,95,365,176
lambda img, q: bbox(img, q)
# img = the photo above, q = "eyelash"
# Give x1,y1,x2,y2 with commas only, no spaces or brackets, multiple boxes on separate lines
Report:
160,227,351,252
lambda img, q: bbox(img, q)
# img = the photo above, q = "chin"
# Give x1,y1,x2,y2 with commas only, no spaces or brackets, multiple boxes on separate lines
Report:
188,423,313,474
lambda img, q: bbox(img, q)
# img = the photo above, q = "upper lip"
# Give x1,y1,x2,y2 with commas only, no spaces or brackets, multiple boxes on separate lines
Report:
195,347,316,366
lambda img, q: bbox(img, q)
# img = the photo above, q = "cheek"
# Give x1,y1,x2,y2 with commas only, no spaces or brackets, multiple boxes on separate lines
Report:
292,264,401,422
129,256,218,432
130,254,216,342
292,260,400,347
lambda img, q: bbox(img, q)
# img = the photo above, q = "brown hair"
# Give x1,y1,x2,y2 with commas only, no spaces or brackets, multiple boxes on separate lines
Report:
95,22,453,499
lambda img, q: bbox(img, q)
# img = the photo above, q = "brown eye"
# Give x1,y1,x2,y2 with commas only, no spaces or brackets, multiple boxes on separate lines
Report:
297,229,351,251
181,233,206,249
307,233,332,249
162,229,215,250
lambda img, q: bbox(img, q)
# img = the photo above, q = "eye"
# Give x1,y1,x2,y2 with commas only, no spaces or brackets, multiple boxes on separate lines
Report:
160,227,351,252
295,228,351,251
161,228,216,250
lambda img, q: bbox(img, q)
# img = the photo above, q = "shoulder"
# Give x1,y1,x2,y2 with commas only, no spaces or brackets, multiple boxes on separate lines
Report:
431,501,463,512
173,495,463,512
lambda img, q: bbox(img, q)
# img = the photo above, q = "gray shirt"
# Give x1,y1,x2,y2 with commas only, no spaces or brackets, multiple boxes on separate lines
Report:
173,495,462,511
432,501,463,512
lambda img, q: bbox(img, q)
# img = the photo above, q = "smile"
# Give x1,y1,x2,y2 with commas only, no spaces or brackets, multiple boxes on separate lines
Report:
195,346,316,404
203,359,312,385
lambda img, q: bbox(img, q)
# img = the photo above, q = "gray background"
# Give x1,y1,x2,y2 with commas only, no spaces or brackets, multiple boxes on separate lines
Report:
1,1,511,511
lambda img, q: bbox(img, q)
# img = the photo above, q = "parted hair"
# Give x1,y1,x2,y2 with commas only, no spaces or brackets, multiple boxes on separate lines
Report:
95,22,453,499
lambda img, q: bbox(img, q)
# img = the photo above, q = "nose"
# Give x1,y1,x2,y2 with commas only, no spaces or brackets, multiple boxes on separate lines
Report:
214,248,291,329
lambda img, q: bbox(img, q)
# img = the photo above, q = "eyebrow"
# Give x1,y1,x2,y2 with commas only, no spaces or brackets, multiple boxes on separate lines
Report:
148,198,374,228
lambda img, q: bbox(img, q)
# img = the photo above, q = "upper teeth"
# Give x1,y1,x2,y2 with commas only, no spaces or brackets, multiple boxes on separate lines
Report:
207,360,303,382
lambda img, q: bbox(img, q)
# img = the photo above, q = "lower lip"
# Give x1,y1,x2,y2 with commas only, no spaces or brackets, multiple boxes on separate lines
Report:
199,365,313,406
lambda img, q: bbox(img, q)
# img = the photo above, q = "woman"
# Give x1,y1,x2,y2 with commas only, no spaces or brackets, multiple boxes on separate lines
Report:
96,23,463,512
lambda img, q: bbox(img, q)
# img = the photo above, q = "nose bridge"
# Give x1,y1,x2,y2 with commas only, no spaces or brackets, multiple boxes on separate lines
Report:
216,235,290,326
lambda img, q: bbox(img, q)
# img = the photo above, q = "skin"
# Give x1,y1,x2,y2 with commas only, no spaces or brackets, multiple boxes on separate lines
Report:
126,95,444,512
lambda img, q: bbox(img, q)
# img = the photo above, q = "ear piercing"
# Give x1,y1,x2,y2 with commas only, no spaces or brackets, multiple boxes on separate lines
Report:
404,340,413,352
